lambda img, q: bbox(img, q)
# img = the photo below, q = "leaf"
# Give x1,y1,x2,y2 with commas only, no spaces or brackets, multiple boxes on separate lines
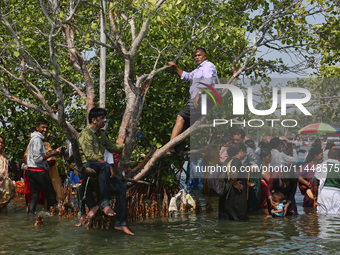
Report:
91,23,98,30
148,0,156,5
14,51,20,57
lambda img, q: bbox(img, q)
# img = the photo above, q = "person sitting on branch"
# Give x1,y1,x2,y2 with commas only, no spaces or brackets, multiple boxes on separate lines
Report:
77,107,133,235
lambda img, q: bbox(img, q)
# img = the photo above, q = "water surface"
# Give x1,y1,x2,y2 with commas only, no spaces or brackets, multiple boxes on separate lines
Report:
1,191,340,254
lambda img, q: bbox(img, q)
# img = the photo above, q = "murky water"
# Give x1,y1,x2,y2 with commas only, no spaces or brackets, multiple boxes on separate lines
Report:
1,191,340,254
2,165,340,255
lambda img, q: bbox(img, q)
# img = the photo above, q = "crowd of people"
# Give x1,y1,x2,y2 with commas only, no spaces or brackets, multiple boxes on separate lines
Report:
1,46,340,239
0,108,133,235
211,129,340,221
0,46,218,234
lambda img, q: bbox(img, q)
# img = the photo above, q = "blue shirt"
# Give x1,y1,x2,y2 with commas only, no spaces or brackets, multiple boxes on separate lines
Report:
181,60,217,99
272,203,284,217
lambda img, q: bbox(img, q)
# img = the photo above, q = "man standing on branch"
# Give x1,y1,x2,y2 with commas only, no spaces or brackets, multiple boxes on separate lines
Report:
167,47,217,156
77,107,133,235
27,119,62,215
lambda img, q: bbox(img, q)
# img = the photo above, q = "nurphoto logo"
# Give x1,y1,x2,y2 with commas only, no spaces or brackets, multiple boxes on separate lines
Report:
201,84,311,116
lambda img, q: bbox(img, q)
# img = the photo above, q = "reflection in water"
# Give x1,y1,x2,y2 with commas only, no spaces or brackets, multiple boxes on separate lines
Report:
318,215,340,240
296,208,320,237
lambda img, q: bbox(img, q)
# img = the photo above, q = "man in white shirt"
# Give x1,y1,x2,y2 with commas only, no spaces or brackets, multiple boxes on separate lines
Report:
167,47,217,156
269,137,298,171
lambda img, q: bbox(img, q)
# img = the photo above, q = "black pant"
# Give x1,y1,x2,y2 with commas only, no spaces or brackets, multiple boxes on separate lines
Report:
77,177,97,213
27,170,56,214
77,183,87,215
79,175,128,226
176,99,201,156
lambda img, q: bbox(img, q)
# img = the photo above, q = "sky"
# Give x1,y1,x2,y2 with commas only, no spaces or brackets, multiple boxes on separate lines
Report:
248,2,328,79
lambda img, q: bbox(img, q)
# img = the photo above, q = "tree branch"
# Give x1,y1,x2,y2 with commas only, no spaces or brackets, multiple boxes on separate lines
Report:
0,84,57,121
120,11,136,41
172,20,213,62
38,0,54,26
20,59,54,115
109,10,128,57
0,11,53,78
131,120,233,181
61,24,83,74
59,76,87,100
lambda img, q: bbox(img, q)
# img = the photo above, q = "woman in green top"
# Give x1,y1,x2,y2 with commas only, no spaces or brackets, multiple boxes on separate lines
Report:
313,148,340,214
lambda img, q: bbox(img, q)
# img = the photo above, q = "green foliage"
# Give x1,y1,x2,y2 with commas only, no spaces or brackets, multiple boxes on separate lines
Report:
0,0,336,177
56,157,69,179
291,77,340,124
310,5,340,67
161,174,177,186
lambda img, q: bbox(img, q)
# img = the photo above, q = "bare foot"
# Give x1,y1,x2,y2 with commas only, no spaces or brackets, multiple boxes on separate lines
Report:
165,149,181,157
86,205,99,219
102,205,116,217
115,226,134,235
76,214,87,227
165,151,172,156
